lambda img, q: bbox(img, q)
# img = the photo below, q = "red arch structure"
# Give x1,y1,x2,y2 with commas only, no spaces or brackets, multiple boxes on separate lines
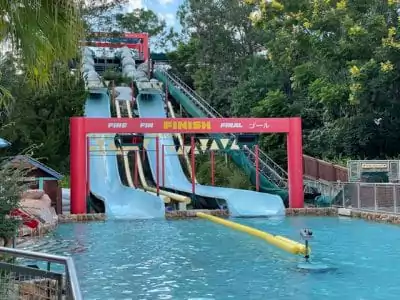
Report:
70,117,304,214
82,32,150,61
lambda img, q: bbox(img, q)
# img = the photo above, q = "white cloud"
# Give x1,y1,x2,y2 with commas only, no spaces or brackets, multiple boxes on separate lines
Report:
158,12,175,26
158,0,174,5
126,0,144,11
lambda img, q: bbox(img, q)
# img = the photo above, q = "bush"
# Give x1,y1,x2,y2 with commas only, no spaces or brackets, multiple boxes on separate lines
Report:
195,153,252,189
0,160,29,246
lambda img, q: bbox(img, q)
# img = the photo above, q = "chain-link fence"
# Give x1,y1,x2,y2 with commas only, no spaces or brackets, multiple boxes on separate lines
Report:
333,182,400,214
0,247,82,300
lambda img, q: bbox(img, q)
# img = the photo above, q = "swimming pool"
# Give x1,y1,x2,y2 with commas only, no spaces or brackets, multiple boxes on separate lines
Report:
20,217,400,299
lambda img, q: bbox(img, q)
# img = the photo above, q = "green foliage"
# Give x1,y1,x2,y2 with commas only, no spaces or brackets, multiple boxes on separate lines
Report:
195,153,253,189
0,55,86,174
169,0,400,163
113,8,179,50
0,0,83,91
0,161,29,244
116,9,165,37
103,68,132,86
60,175,70,188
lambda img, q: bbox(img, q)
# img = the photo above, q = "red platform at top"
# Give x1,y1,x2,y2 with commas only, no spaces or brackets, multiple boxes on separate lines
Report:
82,32,149,61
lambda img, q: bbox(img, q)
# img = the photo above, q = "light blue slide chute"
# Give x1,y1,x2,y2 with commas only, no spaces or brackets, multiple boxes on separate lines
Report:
136,93,285,217
84,89,165,219
0,137,11,148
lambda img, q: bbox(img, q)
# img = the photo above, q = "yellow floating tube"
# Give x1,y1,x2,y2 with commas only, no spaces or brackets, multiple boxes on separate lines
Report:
196,212,310,255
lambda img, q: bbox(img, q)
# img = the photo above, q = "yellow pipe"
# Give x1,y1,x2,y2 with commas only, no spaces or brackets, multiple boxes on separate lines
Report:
119,100,191,204
117,99,172,202
166,101,197,183
134,149,190,203
115,100,122,118
120,147,171,203
126,98,133,118
196,212,309,255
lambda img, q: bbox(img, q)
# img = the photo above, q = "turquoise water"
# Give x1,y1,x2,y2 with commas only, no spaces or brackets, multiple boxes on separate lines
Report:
20,217,400,300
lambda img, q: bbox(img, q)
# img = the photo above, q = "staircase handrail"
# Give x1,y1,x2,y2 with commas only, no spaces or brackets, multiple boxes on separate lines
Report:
157,68,224,118
242,145,288,188
156,67,288,188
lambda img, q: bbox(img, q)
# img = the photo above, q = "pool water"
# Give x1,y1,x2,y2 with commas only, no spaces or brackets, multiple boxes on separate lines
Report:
20,217,400,300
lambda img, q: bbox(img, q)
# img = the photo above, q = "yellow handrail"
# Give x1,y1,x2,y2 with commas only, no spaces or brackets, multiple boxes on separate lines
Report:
166,101,197,183
118,99,191,204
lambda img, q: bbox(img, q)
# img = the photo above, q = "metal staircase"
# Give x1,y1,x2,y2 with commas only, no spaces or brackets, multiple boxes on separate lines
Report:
156,67,288,189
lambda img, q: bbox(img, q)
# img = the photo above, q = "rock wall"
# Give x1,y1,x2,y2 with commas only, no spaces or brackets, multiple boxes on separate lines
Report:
18,189,58,237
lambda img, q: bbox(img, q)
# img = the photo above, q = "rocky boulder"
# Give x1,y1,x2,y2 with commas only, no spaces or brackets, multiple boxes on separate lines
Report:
19,189,58,234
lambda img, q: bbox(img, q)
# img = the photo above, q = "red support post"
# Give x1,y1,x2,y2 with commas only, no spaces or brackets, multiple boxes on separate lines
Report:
156,136,160,196
70,117,87,214
162,144,165,187
143,34,149,61
86,137,90,197
287,117,304,208
191,136,196,196
255,145,260,192
211,151,215,186
134,150,138,188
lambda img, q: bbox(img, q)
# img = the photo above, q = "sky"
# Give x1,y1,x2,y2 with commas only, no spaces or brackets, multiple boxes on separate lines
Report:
125,0,184,29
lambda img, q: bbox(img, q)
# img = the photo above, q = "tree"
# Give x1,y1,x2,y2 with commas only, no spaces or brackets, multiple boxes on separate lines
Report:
82,0,128,33
195,153,253,189
0,54,86,174
173,0,267,114
171,0,400,163
115,8,179,50
0,161,29,247
0,0,83,90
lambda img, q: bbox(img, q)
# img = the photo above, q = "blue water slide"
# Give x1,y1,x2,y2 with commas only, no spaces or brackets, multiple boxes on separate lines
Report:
136,93,285,217
84,89,165,219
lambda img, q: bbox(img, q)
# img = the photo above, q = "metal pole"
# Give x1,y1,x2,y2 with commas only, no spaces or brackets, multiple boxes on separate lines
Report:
165,80,168,104
342,183,345,207
191,136,196,197
182,133,185,153
162,144,165,187
394,184,397,214
211,150,215,186
134,150,138,188
111,80,115,104
255,145,260,192
374,183,377,211
156,136,160,196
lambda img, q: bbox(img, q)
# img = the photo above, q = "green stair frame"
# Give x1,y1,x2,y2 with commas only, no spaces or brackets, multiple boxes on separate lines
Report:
154,70,289,204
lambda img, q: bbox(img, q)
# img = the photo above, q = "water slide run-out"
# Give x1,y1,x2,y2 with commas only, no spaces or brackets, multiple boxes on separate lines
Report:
136,93,285,216
114,87,190,205
154,70,289,202
85,90,165,219
113,95,170,204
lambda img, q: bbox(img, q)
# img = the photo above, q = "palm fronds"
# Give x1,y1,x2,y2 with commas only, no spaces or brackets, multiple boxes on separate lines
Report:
0,0,83,86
